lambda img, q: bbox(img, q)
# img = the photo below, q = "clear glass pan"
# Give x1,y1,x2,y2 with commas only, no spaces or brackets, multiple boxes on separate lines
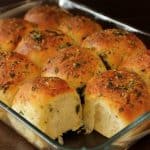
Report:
0,0,149,150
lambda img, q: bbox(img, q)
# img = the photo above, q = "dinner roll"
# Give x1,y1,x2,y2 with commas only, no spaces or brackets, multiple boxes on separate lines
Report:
0,18,37,52
119,50,150,92
15,29,74,68
9,77,82,149
84,70,150,138
0,52,39,122
82,29,146,69
24,5,71,30
42,46,106,89
58,15,102,44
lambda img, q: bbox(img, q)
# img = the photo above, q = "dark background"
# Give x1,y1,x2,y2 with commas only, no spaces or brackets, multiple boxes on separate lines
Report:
0,0,150,32
0,0,149,150
75,0,150,33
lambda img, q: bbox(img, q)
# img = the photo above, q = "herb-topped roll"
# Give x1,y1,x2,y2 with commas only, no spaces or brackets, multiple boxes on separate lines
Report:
119,50,150,93
58,15,102,44
0,18,37,52
15,29,74,68
24,5,71,30
84,70,150,138
42,46,106,89
0,52,39,122
9,77,82,149
82,29,146,69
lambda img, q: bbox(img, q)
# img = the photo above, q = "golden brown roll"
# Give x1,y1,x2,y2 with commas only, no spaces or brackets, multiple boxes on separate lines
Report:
82,29,146,69
119,50,150,92
9,77,82,148
15,29,74,68
42,46,106,89
0,52,39,122
58,15,102,44
0,18,37,52
24,5,71,30
84,70,150,138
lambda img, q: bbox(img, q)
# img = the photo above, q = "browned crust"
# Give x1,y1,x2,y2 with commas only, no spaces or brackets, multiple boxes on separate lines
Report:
12,77,73,106
82,29,146,69
0,52,39,93
85,70,150,123
0,18,37,52
15,29,74,67
119,50,150,90
59,15,102,44
42,46,106,88
30,77,73,97
24,5,71,30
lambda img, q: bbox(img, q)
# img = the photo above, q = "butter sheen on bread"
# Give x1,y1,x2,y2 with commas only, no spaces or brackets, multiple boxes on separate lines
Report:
9,77,82,148
0,4,148,148
0,52,39,122
84,70,150,137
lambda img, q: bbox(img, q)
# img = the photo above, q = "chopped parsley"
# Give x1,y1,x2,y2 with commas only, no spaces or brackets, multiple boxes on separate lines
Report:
73,62,81,68
119,107,124,113
9,72,15,78
54,67,59,74
30,30,43,43
75,104,80,114
113,30,128,36
19,110,24,116
57,42,72,50
116,72,123,79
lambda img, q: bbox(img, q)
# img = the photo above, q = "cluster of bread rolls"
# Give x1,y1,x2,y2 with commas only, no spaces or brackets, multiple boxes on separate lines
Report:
0,4,149,149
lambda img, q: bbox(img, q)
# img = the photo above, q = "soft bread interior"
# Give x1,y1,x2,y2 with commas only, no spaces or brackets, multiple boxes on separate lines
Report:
84,97,150,139
9,92,82,149
0,86,20,123
94,100,125,138
46,93,82,138
84,97,125,138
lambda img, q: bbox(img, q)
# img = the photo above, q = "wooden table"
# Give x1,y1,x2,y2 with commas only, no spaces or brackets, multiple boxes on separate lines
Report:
0,120,149,150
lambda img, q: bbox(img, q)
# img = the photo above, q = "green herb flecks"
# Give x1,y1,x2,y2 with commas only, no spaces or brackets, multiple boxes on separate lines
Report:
119,107,124,113
9,72,15,78
75,104,80,114
54,67,59,74
49,104,53,112
19,110,24,116
57,42,72,50
115,72,123,79
30,30,43,43
113,29,128,36
73,62,81,68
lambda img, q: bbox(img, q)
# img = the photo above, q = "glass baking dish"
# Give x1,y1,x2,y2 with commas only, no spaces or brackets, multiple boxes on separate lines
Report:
0,0,149,150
